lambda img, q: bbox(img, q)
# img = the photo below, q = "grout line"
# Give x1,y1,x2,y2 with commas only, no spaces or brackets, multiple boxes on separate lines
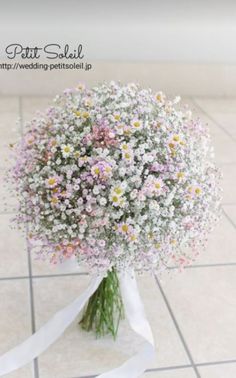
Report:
196,359,236,367
0,275,30,281
26,235,39,378
73,359,236,378
169,262,236,269
0,271,88,281
73,364,194,377
222,208,236,229
2,261,236,283
19,96,39,378
191,98,236,143
154,275,201,378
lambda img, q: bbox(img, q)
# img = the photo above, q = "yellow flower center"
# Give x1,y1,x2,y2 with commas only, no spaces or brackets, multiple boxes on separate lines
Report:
173,135,180,142
155,183,161,189
48,178,56,186
177,172,184,179
124,129,131,136
156,94,162,101
133,121,140,128
51,197,58,204
74,110,81,117
121,144,129,150
63,146,71,153
114,114,121,121
82,111,89,119
112,196,119,203
122,224,129,233
114,187,123,195
124,152,131,159
195,187,202,195
94,167,100,175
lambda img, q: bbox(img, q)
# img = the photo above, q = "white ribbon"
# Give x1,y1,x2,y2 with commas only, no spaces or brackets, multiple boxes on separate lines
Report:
0,271,155,377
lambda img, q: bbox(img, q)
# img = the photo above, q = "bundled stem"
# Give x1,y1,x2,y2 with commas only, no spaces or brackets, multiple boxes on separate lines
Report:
80,268,124,339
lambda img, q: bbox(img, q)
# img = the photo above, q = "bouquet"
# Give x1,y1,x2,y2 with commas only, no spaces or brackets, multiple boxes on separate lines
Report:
2,82,221,376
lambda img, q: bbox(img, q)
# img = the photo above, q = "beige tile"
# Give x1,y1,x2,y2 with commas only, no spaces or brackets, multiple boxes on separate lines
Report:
161,266,236,363
0,168,19,213
183,98,223,137
0,280,33,377
220,164,236,204
0,214,28,278
142,368,196,377
223,204,236,226
211,134,236,165
21,96,52,124
138,275,190,368
0,96,20,168
208,113,236,138
34,274,189,377
194,98,236,114
183,99,236,164
2,366,33,378
193,214,236,265
31,253,88,276
199,363,236,378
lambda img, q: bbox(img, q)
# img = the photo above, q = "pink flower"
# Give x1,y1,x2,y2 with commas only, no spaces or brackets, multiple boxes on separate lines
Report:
91,123,117,148
91,160,112,181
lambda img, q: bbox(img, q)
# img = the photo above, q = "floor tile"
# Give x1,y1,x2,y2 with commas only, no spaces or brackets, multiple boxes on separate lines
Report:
0,214,28,278
193,98,236,114
183,99,236,164
142,368,196,377
184,98,223,137
223,204,236,227
207,113,236,138
31,253,88,277
0,168,18,213
220,164,236,204
34,274,189,377
160,266,236,363
0,279,33,377
199,363,236,378
0,96,20,168
192,214,236,265
21,96,53,124
211,134,236,164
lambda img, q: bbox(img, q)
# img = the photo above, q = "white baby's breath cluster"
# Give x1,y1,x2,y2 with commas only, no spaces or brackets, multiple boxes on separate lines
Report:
10,82,221,273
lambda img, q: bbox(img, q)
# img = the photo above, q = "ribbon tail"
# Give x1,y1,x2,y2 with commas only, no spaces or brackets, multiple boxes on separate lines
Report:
0,270,155,378
97,271,155,378
0,275,104,376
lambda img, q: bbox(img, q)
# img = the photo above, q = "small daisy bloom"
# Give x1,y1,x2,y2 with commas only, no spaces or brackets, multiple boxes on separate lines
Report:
45,176,59,188
61,144,74,158
131,118,143,130
155,91,166,103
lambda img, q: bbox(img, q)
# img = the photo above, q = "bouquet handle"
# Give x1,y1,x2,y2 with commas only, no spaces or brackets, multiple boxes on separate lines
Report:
0,271,155,377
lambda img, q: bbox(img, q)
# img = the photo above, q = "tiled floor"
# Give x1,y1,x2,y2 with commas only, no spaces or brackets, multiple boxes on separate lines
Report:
0,95,235,378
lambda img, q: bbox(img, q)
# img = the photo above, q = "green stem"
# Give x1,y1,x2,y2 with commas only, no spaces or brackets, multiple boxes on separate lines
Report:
80,268,124,339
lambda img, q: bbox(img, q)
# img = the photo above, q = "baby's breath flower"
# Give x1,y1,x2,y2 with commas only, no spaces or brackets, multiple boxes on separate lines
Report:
9,81,221,273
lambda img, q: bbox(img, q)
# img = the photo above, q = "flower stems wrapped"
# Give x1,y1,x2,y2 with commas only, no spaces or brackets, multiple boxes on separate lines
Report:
80,268,124,338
